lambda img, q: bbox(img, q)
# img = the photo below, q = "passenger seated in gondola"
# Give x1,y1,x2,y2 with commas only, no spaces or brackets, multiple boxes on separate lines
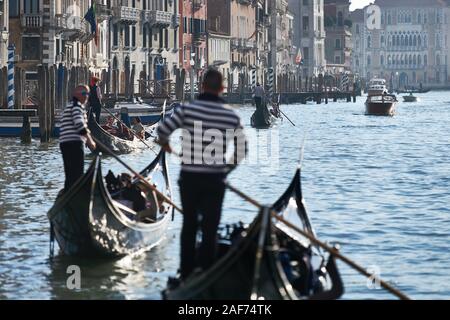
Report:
131,116,145,140
116,123,134,141
102,116,118,134
118,173,147,212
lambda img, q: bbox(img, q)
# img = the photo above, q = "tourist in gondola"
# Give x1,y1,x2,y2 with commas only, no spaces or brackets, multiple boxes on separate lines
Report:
157,69,248,280
59,85,96,192
89,76,103,123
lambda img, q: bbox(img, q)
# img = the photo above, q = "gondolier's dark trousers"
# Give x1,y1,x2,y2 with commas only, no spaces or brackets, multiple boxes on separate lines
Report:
60,141,85,192
254,97,263,110
179,171,226,279
91,104,101,123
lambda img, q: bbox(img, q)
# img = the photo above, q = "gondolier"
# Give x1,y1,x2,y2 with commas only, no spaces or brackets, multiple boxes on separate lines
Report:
59,85,96,192
157,69,248,280
89,76,103,123
254,83,265,109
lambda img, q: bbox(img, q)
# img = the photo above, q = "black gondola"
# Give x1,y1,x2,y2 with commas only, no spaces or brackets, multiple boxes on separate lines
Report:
47,151,173,257
163,168,344,300
251,99,277,129
88,112,139,154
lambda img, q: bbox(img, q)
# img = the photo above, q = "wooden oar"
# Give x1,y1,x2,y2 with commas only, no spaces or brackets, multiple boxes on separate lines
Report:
224,182,411,300
92,136,183,213
279,109,296,127
100,104,156,151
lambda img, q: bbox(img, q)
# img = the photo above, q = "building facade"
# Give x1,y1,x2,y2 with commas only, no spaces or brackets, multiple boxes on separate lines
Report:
180,0,207,89
0,0,9,67
110,0,180,96
324,0,352,74
289,0,326,78
350,8,365,78
361,0,450,88
207,0,230,87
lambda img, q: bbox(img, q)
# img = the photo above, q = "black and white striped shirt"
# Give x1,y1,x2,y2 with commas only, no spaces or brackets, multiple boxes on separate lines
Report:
59,98,88,144
157,94,247,174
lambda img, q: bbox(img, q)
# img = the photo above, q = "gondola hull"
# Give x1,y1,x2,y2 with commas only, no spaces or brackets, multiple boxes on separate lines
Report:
251,99,277,129
47,152,172,258
163,169,344,300
88,114,139,154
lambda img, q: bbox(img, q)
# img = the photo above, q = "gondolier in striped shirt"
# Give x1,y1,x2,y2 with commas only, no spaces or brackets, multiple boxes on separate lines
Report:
60,85,96,192
157,69,248,280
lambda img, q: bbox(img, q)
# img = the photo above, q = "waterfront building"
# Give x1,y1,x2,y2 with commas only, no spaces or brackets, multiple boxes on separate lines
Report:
230,0,257,90
324,0,352,75
275,0,296,78
180,0,207,91
111,0,180,96
350,8,365,79
289,0,326,78
207,0,231,88
255,0,271,85
360,0,450,89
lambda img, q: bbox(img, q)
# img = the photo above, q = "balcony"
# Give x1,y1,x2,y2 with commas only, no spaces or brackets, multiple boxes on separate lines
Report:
21,14,43,28
243,39,256,50
193,32,207,45
231,38,240,48
193,0,206,11
55,14,86,40
114,6,140,24
143,10,172,28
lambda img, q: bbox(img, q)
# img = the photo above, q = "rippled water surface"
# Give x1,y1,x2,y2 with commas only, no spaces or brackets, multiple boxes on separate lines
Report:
0,93,449,299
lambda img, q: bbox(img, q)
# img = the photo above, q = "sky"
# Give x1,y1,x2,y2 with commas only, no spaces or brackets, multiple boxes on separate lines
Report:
350,0,373,11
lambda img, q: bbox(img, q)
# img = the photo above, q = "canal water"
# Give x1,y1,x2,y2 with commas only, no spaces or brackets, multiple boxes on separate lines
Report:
0,93,449,300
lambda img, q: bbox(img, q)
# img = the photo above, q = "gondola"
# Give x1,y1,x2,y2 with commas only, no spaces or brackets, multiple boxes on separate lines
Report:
162,168,344,300
47,150,173,257
251,99,277,129
88,112,139,154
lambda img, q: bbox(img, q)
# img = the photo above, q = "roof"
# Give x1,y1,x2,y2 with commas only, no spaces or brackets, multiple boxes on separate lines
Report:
350,8,364,22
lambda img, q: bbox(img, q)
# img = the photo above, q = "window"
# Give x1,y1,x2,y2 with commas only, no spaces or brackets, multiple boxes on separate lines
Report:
418,13,422,24
424,54,427,66
436,54,441,66
132,26,136,47
335,39,341,49
22,37,41,60
356,24,360,34
367,36,371,48
303,47,309,60
381,35,385,45
9,0,19,17
338,12,343,26
302,16,309,31
24,0,39,14
367,56,371,65
143,27,147,47
113,24,118,46
388,14,391,25
381,55,384,65
335,56,341,64
303,0,308,5
124,26,130,47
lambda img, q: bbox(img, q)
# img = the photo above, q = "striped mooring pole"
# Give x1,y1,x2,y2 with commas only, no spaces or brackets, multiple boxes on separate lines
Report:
251,69,257,93
267,67,274,99
7,45,15,109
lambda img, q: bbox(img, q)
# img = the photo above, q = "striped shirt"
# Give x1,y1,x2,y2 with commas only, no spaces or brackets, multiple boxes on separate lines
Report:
157,94,247,174
59,98,88,144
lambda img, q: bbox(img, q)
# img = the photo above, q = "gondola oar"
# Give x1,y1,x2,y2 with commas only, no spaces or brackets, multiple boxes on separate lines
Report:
91,136,183,213
100,104,157,152
279,109,296,127
224,182,411,300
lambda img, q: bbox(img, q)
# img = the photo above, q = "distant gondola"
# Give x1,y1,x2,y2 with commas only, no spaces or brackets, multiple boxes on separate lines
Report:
162,168,344,300
88,112,139,154
251,99,277,129
47,150,173,258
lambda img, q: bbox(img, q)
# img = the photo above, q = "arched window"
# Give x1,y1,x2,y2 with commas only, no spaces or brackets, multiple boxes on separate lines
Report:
409,55,413,65
401,35,404,46
436,54,441,66
388,14,392,25
367,55,371,66
388,35,392,46
388,55,391,65
397,35,400,46
413,35,417,46
418,35,422,46
413,55,417,65
424,54,428,66
409,35,413,46
418,13,422,24
418,55,422,65
356,59,359,66
381,14,385,25
381,35,385,45
381,55,384,65
367,35,371,48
